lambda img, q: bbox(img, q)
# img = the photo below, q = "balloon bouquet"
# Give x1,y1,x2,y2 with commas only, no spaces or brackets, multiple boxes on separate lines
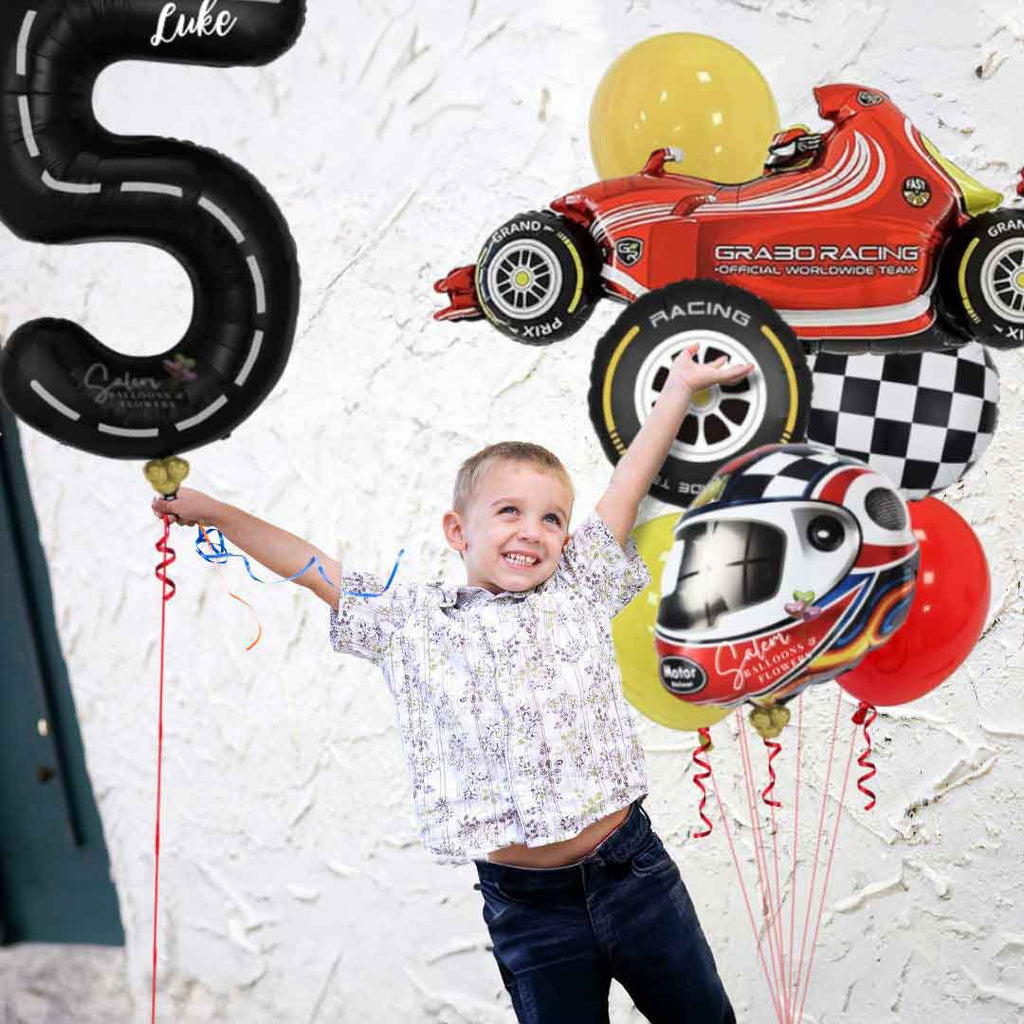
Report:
618,442,989,1023
0,2,305,1019
589,33,993,1023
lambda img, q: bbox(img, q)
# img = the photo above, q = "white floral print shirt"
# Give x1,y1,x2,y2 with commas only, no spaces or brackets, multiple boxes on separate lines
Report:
329,511,652,863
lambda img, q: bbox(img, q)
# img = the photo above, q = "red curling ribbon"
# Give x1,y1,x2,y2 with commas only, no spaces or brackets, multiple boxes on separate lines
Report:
853,701,878,811
155,514,177,597
151,515,176,1023
691,727,714,838
761,739,784,808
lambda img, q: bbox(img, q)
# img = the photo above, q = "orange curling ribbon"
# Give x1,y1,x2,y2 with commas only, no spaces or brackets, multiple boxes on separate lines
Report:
761,738,784,808
227,591,262,651
853,701,878,811
691,727,714,838
197,523,263,651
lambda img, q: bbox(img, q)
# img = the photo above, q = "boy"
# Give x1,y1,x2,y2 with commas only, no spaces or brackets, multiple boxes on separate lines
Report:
153,344,751,1022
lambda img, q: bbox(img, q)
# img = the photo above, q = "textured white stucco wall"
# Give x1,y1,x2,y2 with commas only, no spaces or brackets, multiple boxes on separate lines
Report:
1,1,1022,1021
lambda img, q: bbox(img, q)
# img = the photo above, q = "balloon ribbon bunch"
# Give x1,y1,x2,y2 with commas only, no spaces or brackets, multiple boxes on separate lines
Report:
689,692,879,1023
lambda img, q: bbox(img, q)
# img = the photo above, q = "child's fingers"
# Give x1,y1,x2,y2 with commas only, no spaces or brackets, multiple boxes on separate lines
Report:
700,364,752,386
151,497,184,524
723,362,755,379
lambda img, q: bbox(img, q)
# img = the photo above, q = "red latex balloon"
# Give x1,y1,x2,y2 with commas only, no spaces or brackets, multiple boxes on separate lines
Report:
838,497,989,707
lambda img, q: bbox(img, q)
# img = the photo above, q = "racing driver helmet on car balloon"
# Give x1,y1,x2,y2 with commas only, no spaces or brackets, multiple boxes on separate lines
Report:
654,443,919,709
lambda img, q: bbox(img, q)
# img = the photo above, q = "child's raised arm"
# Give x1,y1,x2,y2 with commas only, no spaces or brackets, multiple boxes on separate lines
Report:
151,487,341,607
595,346,754,549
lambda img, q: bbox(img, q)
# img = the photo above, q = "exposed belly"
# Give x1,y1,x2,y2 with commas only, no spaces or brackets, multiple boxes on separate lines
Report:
486,805,632,868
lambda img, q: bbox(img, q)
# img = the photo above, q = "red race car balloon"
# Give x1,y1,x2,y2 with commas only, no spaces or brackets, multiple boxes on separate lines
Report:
437,83,1013,349
837,497,990,706
435,83,1020,507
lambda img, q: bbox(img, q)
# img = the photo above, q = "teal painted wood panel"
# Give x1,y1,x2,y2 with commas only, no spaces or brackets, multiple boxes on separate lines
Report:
0,405,123,946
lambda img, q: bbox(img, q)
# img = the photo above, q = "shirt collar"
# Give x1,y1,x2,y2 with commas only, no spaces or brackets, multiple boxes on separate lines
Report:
436,583,533,609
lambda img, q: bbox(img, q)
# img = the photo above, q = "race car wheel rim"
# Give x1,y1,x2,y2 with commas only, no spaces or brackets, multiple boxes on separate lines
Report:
981,238,1024,324
486,239,564,321
632,329,766,463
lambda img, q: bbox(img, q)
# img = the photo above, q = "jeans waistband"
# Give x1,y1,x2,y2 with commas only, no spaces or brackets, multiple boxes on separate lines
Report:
474,798,652,887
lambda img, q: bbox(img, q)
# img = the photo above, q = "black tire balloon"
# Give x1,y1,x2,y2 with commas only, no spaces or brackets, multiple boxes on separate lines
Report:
474,211,601,344
0,0,305,459
938,210,1024,350
588,279,811,508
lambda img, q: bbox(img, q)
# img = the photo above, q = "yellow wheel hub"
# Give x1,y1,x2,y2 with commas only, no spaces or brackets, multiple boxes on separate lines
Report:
514,269,532,287
1015,270,1024,289
691,386,715,409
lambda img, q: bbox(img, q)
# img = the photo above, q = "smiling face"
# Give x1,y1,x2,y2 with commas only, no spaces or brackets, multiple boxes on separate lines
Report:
443,459,573,594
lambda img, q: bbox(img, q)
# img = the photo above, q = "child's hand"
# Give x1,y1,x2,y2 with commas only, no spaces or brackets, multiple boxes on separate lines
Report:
666,344,755,394
151,486,220,528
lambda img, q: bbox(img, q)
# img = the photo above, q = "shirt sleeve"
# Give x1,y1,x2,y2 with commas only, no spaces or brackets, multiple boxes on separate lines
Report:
328,571,416,664
558,511,651,616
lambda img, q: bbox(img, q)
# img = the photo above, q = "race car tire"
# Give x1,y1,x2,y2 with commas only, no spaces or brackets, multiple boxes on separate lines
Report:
938,209,1024,349
475,210,600,345
588,279,811,508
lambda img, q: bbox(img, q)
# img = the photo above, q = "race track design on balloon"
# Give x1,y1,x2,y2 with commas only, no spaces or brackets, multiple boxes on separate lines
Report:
0,0,306,459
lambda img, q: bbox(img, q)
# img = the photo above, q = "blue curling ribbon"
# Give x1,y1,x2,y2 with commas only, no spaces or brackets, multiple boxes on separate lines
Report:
194,527,403,598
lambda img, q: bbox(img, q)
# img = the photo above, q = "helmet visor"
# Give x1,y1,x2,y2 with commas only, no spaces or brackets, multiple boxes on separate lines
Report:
659,518,786,631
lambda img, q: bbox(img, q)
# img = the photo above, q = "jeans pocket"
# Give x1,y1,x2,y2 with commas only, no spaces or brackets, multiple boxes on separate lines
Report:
479,877,532,926
494,879,545,906
630,832,672,878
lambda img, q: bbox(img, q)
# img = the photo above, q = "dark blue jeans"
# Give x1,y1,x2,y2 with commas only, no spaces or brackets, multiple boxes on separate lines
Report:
474,798,735,1023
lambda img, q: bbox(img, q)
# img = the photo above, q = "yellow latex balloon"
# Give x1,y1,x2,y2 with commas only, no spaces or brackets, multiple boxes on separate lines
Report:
590,33,779,183
614,514,731,732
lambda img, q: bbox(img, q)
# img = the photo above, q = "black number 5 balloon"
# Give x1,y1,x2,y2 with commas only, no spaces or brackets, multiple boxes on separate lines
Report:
0,0,305,459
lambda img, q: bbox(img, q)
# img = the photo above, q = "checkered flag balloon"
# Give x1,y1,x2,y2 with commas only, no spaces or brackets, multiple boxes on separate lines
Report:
715,444,855,503
806,343,999,500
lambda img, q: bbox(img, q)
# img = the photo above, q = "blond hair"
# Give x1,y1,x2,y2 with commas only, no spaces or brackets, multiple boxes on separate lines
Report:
452,442,574,514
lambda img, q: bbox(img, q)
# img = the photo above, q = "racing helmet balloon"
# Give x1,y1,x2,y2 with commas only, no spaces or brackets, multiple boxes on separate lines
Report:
654,443,919,707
